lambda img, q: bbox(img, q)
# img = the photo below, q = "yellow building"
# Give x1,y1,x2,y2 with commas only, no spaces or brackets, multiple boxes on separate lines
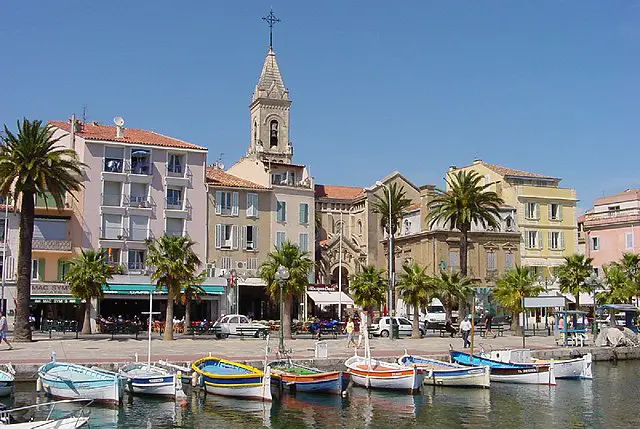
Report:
450,160,578,278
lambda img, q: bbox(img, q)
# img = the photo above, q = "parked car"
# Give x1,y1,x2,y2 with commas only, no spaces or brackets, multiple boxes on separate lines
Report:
369,316,424,338
212,314,268,338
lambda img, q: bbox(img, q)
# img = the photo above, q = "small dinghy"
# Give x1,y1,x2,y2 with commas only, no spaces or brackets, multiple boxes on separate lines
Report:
119,363,181,397
398,353,490,388
0,399,91,429
481,349,593,380
0,365,15,397
450,350,556,385
38,362,124,404
269,360,350,395
191,357,272,401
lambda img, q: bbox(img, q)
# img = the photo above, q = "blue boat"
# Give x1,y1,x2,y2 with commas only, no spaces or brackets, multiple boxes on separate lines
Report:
450,351,556,385
38,362,125,404
191,357,272,401
398,354,490,388
269,360,350,395
0,365,15,397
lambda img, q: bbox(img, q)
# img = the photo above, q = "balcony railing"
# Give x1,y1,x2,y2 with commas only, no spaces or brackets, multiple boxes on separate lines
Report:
100,227,127,240
32,239,72,251
129,162,152,175
165,198,184,210
126,195,153,208
166,229,184,237
101,193,123,207
129,227,150,241
585,208,640,223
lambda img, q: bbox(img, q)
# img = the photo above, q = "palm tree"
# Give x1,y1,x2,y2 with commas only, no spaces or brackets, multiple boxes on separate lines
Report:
180,282,207,330
426,170,503,279
612,252,640,298
598,264,634,305
396,263,437,338
0,119,84,341
556,254,593,309
493,266,543,331
432,271,474,322
65,250,115,334
146,234,203,341
260,241,314,340
349,265,387,313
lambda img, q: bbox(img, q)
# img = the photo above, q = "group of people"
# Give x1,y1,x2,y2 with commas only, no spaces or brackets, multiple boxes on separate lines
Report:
345,315,363,348
442,312,498,349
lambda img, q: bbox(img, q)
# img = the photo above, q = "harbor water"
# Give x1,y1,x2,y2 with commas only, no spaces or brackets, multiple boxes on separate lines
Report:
4,360,640,428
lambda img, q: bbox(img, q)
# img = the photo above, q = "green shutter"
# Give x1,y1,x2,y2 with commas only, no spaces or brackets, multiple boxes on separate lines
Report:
57,259,63,281
38,259,46,281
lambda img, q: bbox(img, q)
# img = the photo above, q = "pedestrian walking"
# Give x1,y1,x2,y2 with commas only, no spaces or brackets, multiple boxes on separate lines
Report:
459,315,472,348
0,312,13,350
345,316,357,348
484,312,497,338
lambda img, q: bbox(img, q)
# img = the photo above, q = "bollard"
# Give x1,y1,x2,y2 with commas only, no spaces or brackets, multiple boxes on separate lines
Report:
36,378,42,392
51,351,56,362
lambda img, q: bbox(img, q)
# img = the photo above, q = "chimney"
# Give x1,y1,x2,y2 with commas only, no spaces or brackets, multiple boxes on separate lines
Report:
448,165,457,171
116,125,125,138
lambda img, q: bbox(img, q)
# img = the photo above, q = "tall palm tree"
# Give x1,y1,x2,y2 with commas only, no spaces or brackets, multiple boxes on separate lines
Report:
65,250,115,334
432,271,474,322
396,263,437,338
349,265,387,313
147,234,203,341
260,241,314,340
612,252,640,298
426,170,503,280
493,266,543,331
598,264,634,305
556,254,593,309
0,119,84,341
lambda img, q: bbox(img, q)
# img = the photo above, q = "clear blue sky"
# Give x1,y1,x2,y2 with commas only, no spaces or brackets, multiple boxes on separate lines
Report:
2,1,639,212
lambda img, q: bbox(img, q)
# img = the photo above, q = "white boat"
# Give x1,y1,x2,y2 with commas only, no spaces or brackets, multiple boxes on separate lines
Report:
398,353,490,388
119,363,180,397
482,349,593,380
451,351,556,385
38,362,124,404
0,399,90,428
0,365,15,397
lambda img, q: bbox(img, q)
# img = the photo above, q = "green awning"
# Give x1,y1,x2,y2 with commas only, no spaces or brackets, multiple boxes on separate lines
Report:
31,296,81,304
102,284,225,295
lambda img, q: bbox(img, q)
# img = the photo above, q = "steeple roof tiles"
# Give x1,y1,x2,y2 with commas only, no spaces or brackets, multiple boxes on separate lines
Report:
253,49,288,101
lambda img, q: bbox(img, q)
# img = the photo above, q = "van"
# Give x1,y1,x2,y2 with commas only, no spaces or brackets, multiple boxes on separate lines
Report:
399,298,448,328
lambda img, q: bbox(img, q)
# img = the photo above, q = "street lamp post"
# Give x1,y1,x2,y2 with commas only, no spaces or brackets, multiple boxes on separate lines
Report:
275,265,290,354
375,181,394,320
585,273,602,338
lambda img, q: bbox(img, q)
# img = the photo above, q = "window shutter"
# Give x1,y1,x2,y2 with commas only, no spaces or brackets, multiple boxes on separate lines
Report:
538,232,543,249
38,259,46,281
299,204,304,224
232,192,239,216
534,203,539,219
548,232,553,249
57,259,64,281
254,226,258,250
560,231,565,249
558,205,563,221
232,225,239,250
215,191,222,215
254,194,259,218
242,226,247,249
548,204,552,220
215,224,222,249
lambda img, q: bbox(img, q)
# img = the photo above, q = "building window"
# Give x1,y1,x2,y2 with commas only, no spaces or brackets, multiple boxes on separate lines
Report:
130,215,149,241
526,230,540,249
102,181,123,206
253,120,257,145
448,251,459,272
272,171,294,186
593,267,600,277
505,216,515,232
104,147,124,173
130,149,151,175
106,248,121,265
549,204,562,221
215,224,238,250
626,232,634,249
31,259,39,280
276,231,286,248
129,183,149,207
403,219,411,235
299,233,309,252
247,257,259,270
247,193,259,218
243,225,258,250
270,120,279,148
487,251,497,272
166,187,183,209
220,256,232,270
168,153,184,175
166,218,184,237
277,201,287,222
591,236,600,251
128,250,146,271
549,231,564,250
525,202,539,220
102,214,123,239
357,220,363,235
215,191,238,216
505,252,514,269
299,203,309,225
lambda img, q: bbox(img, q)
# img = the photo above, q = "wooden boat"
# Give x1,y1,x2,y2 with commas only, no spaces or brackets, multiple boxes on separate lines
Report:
0,399,91,428
345,355,425,393
38,362,124,404
119,363,180,397
482,349,593,380
450,350,556,385
269,360,350,395
0,365,15,397
398,354,490,388
191,357,272,401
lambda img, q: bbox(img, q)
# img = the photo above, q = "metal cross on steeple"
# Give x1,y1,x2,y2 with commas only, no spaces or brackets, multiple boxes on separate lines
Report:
262,8,280,49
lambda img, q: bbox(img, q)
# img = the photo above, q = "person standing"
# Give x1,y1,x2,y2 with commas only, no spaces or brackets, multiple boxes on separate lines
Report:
484,312,496,338
0,312,13,350
459,315,472,348
345,316,357,348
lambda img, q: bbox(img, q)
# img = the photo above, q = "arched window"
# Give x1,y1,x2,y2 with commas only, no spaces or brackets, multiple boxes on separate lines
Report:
357,220,363,235
270,120,279,147
505,216,514,231
253,120,257,144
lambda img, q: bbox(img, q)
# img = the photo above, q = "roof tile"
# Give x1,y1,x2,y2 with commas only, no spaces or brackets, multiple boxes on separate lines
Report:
472,161,558,180
206,167,267,189
314,184,364,200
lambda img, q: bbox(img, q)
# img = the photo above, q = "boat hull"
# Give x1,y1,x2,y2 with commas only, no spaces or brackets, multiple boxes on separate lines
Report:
398,355,490,388
0,417,90,429
486,349,593,380
450,351,556,385
272,371,349,395
345,356,424,393
192,357,272,401
0,381,14,397
120,364,178,397
38,363,124,404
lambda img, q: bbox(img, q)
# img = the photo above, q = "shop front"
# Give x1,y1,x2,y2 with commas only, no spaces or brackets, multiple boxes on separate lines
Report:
30,282,83,329
305,284,354,320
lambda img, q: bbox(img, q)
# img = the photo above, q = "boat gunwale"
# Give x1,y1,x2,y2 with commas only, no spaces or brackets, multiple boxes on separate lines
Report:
191,356,265,380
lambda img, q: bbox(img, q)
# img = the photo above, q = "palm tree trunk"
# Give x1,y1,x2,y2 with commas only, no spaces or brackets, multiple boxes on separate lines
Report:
511,311,519,331
14,192,35,342
458,228,469,319
184,298,191,332
284,295,293,340
164,287,174,341
412,304,420,338
82,301,92,334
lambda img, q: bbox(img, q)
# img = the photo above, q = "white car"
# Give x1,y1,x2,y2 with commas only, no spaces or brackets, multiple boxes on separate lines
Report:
212,314,268,338
369,317,424,338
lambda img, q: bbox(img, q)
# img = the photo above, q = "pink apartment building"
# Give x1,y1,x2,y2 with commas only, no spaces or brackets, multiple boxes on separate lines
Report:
583,189,640,276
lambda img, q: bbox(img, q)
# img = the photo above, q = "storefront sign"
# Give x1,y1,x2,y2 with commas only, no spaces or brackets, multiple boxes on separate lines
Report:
307,284,339,292
31,283,73,296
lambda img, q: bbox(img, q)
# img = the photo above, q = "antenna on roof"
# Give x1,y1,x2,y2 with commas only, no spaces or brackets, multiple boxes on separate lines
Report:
81,105,88,123
216,153,225,170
